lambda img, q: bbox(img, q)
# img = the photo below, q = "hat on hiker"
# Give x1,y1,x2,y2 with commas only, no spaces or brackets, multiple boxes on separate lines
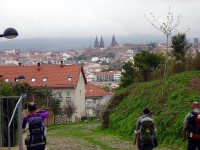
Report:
143,107,150,114
193,101,199,105
28,102,37,111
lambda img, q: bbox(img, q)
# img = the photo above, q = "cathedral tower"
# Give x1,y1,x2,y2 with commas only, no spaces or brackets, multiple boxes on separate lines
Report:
111,34,117,47
100,36,104,48
94,36,100,49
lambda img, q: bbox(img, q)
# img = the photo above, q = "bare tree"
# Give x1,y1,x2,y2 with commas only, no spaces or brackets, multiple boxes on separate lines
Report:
62,102,77,122
145,6,181,47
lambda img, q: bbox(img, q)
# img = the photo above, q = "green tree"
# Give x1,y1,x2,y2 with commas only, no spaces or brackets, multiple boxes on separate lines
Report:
134,51,164,82
193,54,200,70
31,88,62,115
171,33,191,62
120,61,137,88
101,84,111,92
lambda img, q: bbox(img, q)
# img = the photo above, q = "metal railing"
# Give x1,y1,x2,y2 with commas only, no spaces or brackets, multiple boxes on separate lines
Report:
1,94,26,150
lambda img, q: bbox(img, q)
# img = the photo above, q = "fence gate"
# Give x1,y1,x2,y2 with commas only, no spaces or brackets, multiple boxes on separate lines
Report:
0,96,22,148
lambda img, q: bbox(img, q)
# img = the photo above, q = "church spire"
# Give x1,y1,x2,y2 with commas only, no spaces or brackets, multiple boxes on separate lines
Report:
100,36,104,48
94,36,100,49
111,34,117,47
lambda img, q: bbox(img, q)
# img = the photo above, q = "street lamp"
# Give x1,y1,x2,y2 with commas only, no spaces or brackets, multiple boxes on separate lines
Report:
0,28,18,39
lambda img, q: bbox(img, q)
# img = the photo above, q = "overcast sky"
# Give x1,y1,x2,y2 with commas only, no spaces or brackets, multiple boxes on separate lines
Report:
0,0,200,48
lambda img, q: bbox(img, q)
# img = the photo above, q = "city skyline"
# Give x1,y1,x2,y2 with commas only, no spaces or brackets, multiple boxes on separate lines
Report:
0,0,200,50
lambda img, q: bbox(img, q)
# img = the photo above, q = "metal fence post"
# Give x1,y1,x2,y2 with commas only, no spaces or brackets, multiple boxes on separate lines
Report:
18,98,23,150
7,95,25,150
0,98,2,147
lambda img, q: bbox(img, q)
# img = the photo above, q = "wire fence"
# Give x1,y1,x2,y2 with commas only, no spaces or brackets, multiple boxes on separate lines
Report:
0,97,19,147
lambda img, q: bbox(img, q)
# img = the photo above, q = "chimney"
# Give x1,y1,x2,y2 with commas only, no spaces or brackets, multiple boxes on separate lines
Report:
18,62,21,66
0,75,2,82
60,60,64,67
37,63,41,71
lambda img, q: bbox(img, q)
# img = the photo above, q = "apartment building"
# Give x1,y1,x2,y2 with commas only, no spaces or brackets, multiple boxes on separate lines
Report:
95,71,121,82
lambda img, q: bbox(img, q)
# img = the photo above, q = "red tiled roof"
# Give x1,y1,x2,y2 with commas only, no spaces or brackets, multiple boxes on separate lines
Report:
85,83,110,97
0,64,87,89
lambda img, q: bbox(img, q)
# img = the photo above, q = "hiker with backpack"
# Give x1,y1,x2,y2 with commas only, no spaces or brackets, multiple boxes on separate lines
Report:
22,102,49,150
182,101,200,150
133,107,157,150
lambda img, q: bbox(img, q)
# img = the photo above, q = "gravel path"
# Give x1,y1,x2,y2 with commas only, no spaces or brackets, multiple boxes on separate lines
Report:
46,122,136,150
45,121,174,150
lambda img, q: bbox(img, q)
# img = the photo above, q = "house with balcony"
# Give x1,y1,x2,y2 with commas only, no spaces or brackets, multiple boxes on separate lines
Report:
0,62,87,122
85,83,112,118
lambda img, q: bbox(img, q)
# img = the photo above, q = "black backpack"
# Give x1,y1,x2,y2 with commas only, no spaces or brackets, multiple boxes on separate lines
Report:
26,114,46,148
188,111,200,134
139,116,155,146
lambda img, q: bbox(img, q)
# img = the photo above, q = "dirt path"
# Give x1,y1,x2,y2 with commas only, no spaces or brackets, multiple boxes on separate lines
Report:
46,121,136,150
45,121,174,150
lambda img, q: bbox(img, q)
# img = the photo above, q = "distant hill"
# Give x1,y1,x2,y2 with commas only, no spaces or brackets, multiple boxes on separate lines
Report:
0,38,94,51
0,34,167,51
102,71,200,149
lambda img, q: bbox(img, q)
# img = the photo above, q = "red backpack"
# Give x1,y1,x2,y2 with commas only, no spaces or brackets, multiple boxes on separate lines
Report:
188,111,200,140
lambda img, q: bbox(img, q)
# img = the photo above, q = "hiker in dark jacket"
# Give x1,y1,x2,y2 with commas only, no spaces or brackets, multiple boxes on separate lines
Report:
183,101,200,150
22,102,49,150
22,102,49,129
133,107,157,150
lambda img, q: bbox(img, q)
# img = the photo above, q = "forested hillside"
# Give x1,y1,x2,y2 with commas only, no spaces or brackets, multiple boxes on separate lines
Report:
102,71,200,149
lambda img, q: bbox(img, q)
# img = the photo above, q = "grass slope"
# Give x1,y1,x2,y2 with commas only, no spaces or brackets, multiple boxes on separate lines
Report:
107,71,200,149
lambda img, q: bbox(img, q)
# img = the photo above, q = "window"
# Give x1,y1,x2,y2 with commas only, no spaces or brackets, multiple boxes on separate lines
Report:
66,97,71,102
67,76,72,81
32,78,36,82
43,77,48,82
67,91,70,97
87,100,92,104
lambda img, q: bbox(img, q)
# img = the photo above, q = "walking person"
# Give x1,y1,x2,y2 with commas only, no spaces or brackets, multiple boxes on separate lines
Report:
22,102,49,150
182,101,200,150
133,107,157,150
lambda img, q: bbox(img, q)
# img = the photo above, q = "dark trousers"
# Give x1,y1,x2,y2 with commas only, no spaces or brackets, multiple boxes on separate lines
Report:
187,138,200,150
138,144,153,150
138,140,153,150
27,145,45,150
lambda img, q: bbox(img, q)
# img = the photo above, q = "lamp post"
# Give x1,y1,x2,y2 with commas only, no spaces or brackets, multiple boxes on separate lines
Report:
0,28,18,39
